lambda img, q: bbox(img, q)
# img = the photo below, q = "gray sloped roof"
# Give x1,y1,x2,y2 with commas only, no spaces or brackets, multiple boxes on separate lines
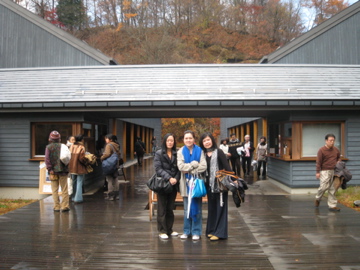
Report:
260,1,360,64
0,64,360,105
0,0,113,67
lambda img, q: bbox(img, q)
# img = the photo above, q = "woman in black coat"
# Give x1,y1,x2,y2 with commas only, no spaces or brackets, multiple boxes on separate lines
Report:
153,133,180,240
199,132,233,241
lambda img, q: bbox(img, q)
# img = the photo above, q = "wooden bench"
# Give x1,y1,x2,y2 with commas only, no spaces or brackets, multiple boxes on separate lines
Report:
148,190,208,221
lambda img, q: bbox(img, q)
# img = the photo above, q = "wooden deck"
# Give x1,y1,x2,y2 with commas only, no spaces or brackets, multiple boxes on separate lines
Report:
1,157,360,269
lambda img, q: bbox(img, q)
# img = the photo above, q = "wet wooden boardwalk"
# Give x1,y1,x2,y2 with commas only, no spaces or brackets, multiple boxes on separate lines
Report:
1,158,360,269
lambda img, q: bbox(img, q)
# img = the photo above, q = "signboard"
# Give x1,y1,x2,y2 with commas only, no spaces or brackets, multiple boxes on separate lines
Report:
39,162,62,194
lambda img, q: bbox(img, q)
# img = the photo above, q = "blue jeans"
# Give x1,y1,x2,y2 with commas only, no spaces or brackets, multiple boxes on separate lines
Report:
71,174,84,203
183,197,202,236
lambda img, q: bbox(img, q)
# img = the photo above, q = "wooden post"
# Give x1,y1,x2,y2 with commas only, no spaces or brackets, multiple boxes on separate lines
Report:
253,121,258,147
240,125,245,141
122,122,127,162
111,118,117,135
262,118,268,137
130,124,135,160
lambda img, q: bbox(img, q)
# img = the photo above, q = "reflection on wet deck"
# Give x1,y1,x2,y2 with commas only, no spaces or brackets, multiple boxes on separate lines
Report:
1,157,360,269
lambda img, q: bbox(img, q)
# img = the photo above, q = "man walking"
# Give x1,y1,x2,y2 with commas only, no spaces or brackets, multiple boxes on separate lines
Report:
315,134,341,211
228,133,242,176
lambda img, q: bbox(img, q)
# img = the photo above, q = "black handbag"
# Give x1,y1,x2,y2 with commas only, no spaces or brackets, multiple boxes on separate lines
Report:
232,178,248,208
146,173,173,194
215,170,237,192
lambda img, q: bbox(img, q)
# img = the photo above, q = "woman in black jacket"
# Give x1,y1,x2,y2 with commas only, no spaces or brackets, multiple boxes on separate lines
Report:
153,133,180,240
199,132,233,241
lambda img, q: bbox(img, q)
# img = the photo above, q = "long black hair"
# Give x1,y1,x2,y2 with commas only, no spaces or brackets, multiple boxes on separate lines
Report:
161,133,177,151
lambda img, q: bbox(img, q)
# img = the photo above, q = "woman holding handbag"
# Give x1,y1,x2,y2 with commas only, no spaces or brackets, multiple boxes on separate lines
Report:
177,130,207,241
199,132,232,241
69,134,88,204
153,133,180,239
101,134,121,201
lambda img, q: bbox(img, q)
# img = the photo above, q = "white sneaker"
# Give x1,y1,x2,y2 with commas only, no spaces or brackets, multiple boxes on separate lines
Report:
180,234,189,239
159,233,169,239
171,231,179,237
192,235,200,241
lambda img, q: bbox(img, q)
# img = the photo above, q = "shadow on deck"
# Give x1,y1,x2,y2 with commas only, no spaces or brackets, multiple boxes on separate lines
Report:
1,158,360,269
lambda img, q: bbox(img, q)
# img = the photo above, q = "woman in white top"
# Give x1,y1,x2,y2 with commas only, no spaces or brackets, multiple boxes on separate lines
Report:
255,136,268,179
219,138,230,159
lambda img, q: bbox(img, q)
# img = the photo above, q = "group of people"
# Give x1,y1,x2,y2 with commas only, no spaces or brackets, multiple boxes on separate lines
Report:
154,130,236,241
220,134,268,179
154,131,345,242
45,131,122,211
45,131,89,212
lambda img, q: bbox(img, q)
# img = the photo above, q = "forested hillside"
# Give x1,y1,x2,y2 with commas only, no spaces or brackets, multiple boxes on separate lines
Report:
18,0,350,64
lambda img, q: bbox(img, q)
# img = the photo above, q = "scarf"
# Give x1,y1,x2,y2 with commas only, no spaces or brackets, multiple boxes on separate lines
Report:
182,144,202,179
204,146,216,153
209,149,219,193
182,144,202,221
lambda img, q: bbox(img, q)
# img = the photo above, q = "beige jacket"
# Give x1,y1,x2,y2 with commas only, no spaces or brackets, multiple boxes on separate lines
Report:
177,146,207,197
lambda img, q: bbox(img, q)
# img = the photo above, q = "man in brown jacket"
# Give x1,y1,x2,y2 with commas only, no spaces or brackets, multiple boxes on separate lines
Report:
315,134,341,211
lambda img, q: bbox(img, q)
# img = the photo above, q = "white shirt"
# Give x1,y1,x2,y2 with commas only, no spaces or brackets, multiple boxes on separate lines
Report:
219,144,229,155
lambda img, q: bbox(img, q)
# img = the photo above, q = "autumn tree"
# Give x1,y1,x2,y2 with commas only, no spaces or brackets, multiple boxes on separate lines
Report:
17,0,349,64
304,0,349,27
31,0,52,18
162,118,220,145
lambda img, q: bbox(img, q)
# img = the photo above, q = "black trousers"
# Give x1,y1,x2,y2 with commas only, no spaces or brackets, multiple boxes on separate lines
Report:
206,191,228,239
230,157,241,176
242,156,252,175
136,152,144,165
257,160,267,177
157,188,177,235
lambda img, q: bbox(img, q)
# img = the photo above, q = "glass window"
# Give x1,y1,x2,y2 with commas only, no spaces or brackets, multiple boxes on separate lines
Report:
33,123,73,157
302,123,341,157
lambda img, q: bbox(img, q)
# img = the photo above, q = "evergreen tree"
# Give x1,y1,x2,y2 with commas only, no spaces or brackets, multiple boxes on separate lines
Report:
56,0,86,31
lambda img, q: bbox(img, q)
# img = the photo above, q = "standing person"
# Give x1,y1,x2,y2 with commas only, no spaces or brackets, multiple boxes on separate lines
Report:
154,133,180,239
199,132,233,241
177,130,207,241
45,130,70,212
315,134,341,211
134,136,146,166
66,136,75,148
151,136,157,156
227,133,242,176
219,138,230,160
241,135,255,176
69,134,88,204
255,136,268,179
101,134,121,201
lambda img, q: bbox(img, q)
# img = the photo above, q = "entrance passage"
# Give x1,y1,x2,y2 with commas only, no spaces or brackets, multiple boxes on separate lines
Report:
1,158,359,269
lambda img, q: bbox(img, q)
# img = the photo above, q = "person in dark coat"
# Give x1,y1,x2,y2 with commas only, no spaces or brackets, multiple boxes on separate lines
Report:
134,136,146,166
227,133,242,176
153,133,180,239
199,132,233,241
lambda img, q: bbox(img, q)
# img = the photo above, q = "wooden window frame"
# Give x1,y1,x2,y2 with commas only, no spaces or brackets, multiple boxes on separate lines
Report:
30,122,81,161
292,121,345,160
